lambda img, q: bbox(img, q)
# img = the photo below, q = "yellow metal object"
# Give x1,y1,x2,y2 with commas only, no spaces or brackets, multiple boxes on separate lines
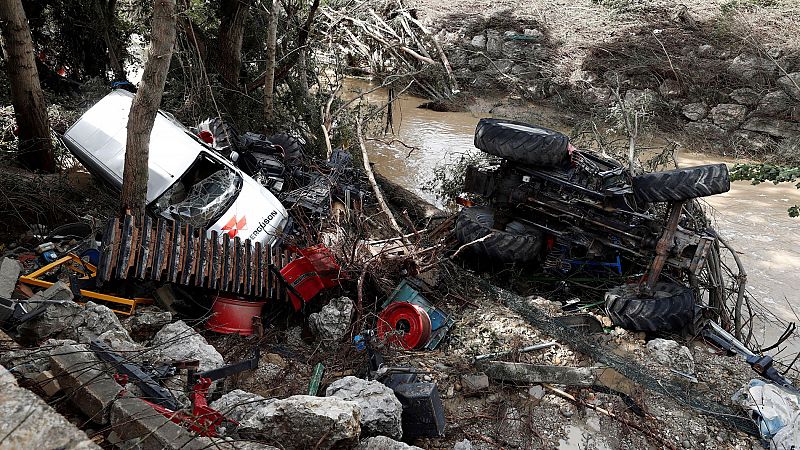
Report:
18,253,152,315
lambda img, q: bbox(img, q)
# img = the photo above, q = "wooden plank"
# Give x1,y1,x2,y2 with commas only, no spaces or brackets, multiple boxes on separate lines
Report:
244,240,252,296
181,225,195,285
197,228,208,287
209,230,219,290
116,214,134,280
222,233,231,291
151,218,167,281
168,220,181,283
233,237,242,294
99,217,118,282
135,215,153,279
255,242,264,298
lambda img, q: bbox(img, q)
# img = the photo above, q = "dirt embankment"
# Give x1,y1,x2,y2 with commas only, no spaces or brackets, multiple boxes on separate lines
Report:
412,0,800,163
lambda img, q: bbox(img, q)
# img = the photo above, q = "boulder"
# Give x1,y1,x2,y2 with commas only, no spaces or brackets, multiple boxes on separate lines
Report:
777,72,800,101
123,306,172,341
356,436,423,450
685,122,727,141
741,117,800,139
754,90,794,118
151,320,223,372
727,54,777,85
17,283,133,345
326,376,403,439
308,296,353,348
646,338,695,374
682,102,707,121
710,103,748,130
729,88,761,106
232,395,361,450
0,257,22,299
211,389,273,422
0,364,100,449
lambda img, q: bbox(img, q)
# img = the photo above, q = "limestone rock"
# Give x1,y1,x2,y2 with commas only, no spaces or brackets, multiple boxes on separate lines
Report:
152,320,223,372
727,54,777,85
754,90,794,117
685,122,727,141
210,389,273,423
326,376,403,439
682,102,707,121
470,35,486,49
461,373,490,395
308,296,353,348
742,117,800,139
523,28,543,41
0,364,100,449
17,283,132,345
356,436,423,450
646,338,695,373
710,103,748,130
123,306,172,341
777,72,800,101
729,88,761,106
234,395,361,450
0,257,22,299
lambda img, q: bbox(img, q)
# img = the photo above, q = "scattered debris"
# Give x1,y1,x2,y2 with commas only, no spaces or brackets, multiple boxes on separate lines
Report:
736,379,800,449
356,436,423,450
460,372,490,395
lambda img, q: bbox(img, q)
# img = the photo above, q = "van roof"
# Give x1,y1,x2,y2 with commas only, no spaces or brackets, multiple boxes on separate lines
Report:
64,89,206,202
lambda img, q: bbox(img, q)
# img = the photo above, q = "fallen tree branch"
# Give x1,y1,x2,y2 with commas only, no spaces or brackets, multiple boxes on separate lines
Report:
355,107,409,248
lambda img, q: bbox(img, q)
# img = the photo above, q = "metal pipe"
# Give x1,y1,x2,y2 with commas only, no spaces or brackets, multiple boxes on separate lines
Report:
474,341,558,362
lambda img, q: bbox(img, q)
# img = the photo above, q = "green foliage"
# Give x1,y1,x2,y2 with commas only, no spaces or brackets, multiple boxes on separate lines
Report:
423,152,498,207
730,163,800,217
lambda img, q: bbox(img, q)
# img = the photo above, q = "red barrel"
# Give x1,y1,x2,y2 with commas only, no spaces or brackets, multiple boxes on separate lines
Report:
377,302,432,350
205,296,265,336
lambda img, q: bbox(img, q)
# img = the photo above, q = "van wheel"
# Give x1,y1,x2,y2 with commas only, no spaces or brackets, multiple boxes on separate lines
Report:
605,282,694,332
267,133,304,166
454,206,542,263
474,118,571,168
632,164,731,203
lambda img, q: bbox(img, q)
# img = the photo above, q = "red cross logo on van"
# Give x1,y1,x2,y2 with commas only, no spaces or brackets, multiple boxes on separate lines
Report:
222,215,247,238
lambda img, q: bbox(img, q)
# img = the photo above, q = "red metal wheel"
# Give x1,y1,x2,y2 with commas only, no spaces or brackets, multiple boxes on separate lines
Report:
377,302,432,350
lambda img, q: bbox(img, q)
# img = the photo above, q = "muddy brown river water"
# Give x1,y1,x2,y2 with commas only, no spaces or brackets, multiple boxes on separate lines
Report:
347,81,800,354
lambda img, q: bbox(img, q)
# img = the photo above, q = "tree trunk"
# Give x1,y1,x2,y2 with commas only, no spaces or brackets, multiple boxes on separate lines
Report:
217,0,252,87
120,0,177,216
263,0,279,127
0,0,56,172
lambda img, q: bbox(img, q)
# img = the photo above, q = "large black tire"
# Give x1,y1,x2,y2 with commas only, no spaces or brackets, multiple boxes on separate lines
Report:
267,133,304,166
198,118,241,154
454,206,543,263
605,282,694,332
474,118,571,167
632,163,730,203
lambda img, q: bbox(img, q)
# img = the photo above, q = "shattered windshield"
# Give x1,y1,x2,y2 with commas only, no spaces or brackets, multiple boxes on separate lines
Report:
151,155,242,228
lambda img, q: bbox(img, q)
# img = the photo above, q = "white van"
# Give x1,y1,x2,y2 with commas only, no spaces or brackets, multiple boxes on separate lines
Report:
63,90,289,246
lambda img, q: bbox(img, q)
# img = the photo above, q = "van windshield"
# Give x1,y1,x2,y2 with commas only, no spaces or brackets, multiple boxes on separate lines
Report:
151,153,242,228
